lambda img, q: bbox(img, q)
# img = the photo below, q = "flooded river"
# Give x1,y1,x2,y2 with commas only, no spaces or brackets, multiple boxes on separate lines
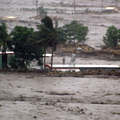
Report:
0,72,120,120
1,0,120,48
0,0,120,120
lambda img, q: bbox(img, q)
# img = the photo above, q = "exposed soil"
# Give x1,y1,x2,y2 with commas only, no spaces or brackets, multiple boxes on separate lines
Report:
54,43,120,61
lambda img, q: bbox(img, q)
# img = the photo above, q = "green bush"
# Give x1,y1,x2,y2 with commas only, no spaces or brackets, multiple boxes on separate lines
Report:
103,26,120,48
10,26,43,69
61,20,89,43
8,56,26,69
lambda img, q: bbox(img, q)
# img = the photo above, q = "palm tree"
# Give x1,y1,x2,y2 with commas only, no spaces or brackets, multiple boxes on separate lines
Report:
37,16,58,71
0,21,11,68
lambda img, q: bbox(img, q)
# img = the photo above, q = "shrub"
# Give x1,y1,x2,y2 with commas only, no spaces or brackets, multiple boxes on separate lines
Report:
8,56,26,69
103,26,120,48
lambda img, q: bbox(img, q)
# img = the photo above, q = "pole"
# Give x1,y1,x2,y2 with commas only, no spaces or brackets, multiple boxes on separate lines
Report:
50,40,54,71
102,0,103,11
35,0,38,15
115,0,118,8
74,0,76,12
44,45,46,73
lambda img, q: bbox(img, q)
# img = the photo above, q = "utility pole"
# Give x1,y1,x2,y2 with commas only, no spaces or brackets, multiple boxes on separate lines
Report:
101,0,104,11
114,0,118,8
112,0,118,7
74,0,76,12
35,0,38,15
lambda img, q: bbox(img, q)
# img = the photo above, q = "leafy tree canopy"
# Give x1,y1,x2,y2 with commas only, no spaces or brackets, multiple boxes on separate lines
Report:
55,27,67,44
10,26,43,69
0,21,11,68
103,25,120,48
37,16,61,70
61,20,89,43
41,16,53,30
0,21,11,52
37,16,55,47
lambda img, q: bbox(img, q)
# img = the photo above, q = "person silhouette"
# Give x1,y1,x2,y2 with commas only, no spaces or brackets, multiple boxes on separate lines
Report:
62,56,66,65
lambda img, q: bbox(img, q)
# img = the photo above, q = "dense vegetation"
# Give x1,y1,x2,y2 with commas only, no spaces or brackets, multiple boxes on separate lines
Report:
103,25,120,48
0,22,11,68
0,16,90,69
1,15,119,70
61,20,89,43
9,26,43,69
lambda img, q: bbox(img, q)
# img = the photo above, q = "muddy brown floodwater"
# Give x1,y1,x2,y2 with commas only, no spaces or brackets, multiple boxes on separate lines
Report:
0,0,120,120
0,72,120,120
1,0,120,49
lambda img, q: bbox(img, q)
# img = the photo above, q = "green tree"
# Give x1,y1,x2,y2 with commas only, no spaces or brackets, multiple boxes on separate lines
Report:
55,27,67,44
10,26,43,69
62,20,89,43
103,25,120,48
54,20,67,44
0,21,11,68
37,16,58,71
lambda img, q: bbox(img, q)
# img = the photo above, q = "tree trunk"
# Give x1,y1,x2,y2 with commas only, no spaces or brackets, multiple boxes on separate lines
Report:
2,52,7,68
50,40,54,71
44,45,46,73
